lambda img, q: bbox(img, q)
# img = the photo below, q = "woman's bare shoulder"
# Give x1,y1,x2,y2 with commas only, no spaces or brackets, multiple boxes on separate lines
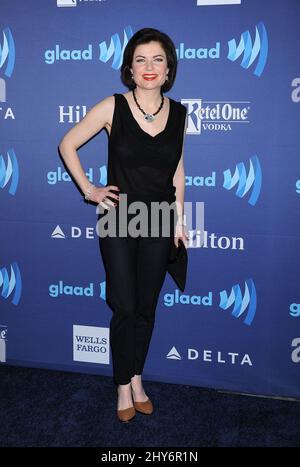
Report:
93,94,115,113
90,94,116,127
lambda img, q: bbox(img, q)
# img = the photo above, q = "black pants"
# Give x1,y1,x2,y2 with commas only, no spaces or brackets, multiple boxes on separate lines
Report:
99,234,173,385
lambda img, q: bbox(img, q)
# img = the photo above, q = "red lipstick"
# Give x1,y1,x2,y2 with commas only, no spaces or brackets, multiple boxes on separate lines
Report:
142,74,158,81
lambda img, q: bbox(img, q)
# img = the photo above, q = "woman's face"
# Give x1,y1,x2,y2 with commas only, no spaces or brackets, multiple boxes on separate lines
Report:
131,41,169,91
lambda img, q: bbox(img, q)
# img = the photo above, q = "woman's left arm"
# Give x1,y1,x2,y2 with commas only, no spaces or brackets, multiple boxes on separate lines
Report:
173,154,185,223
173,114,188,247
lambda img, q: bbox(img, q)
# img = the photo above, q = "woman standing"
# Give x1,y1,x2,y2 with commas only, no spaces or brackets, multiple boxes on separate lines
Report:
59,28,188,422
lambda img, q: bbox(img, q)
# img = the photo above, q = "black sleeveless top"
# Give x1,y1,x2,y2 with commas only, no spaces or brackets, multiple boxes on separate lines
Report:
106,93,187,205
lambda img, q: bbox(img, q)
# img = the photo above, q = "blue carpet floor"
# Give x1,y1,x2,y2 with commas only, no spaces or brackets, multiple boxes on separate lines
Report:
0,365,299,447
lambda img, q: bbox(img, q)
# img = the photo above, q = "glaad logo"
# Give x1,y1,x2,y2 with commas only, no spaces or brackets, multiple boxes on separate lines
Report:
163,278,257,325
0,326,7,363
176,43,220,60
290,303,300,318
219,278,257,326
227,22,268,77
100,281,106,300
223,155,262,206
0,263,22,306
48,280,106,300
44,27,133,68
0,149,19,195
291,78,300,103
182,99,250,134
186,155,262,206
47,165,107,186
73,325,110,364
164,289,212,308
166,346,252,365
45,44,92,65
99,26,134,69
175,22,267,76
57,0,77,7
49,281,94,298
0,27,15,103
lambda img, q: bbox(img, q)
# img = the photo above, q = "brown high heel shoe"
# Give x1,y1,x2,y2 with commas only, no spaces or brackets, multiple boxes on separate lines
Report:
131,387,154,415
117,385,136,422
117,405,136,422
134,398,153,415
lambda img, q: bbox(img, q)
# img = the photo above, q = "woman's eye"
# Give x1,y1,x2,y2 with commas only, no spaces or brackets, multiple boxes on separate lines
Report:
135,58,164,63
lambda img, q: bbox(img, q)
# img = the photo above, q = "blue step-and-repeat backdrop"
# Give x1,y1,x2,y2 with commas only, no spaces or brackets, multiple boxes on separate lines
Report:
1,0,299,398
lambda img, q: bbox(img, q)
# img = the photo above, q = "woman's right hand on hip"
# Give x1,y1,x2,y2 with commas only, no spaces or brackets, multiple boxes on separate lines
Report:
90,185,120,210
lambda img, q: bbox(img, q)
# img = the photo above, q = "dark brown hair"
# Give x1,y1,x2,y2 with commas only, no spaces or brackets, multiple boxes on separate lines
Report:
121,28,177,92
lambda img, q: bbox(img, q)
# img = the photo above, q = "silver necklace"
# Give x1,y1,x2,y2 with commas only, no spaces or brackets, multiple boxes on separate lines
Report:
132,89,164,122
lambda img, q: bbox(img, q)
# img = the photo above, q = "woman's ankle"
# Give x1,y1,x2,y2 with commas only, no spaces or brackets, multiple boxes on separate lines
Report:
131,374,141,383
118,382,131,391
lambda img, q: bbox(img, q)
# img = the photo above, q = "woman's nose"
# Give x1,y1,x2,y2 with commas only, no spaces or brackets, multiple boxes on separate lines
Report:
146,60,154,70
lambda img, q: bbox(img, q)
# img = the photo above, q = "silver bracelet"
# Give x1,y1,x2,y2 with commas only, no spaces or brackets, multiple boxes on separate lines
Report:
84,183,95,201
